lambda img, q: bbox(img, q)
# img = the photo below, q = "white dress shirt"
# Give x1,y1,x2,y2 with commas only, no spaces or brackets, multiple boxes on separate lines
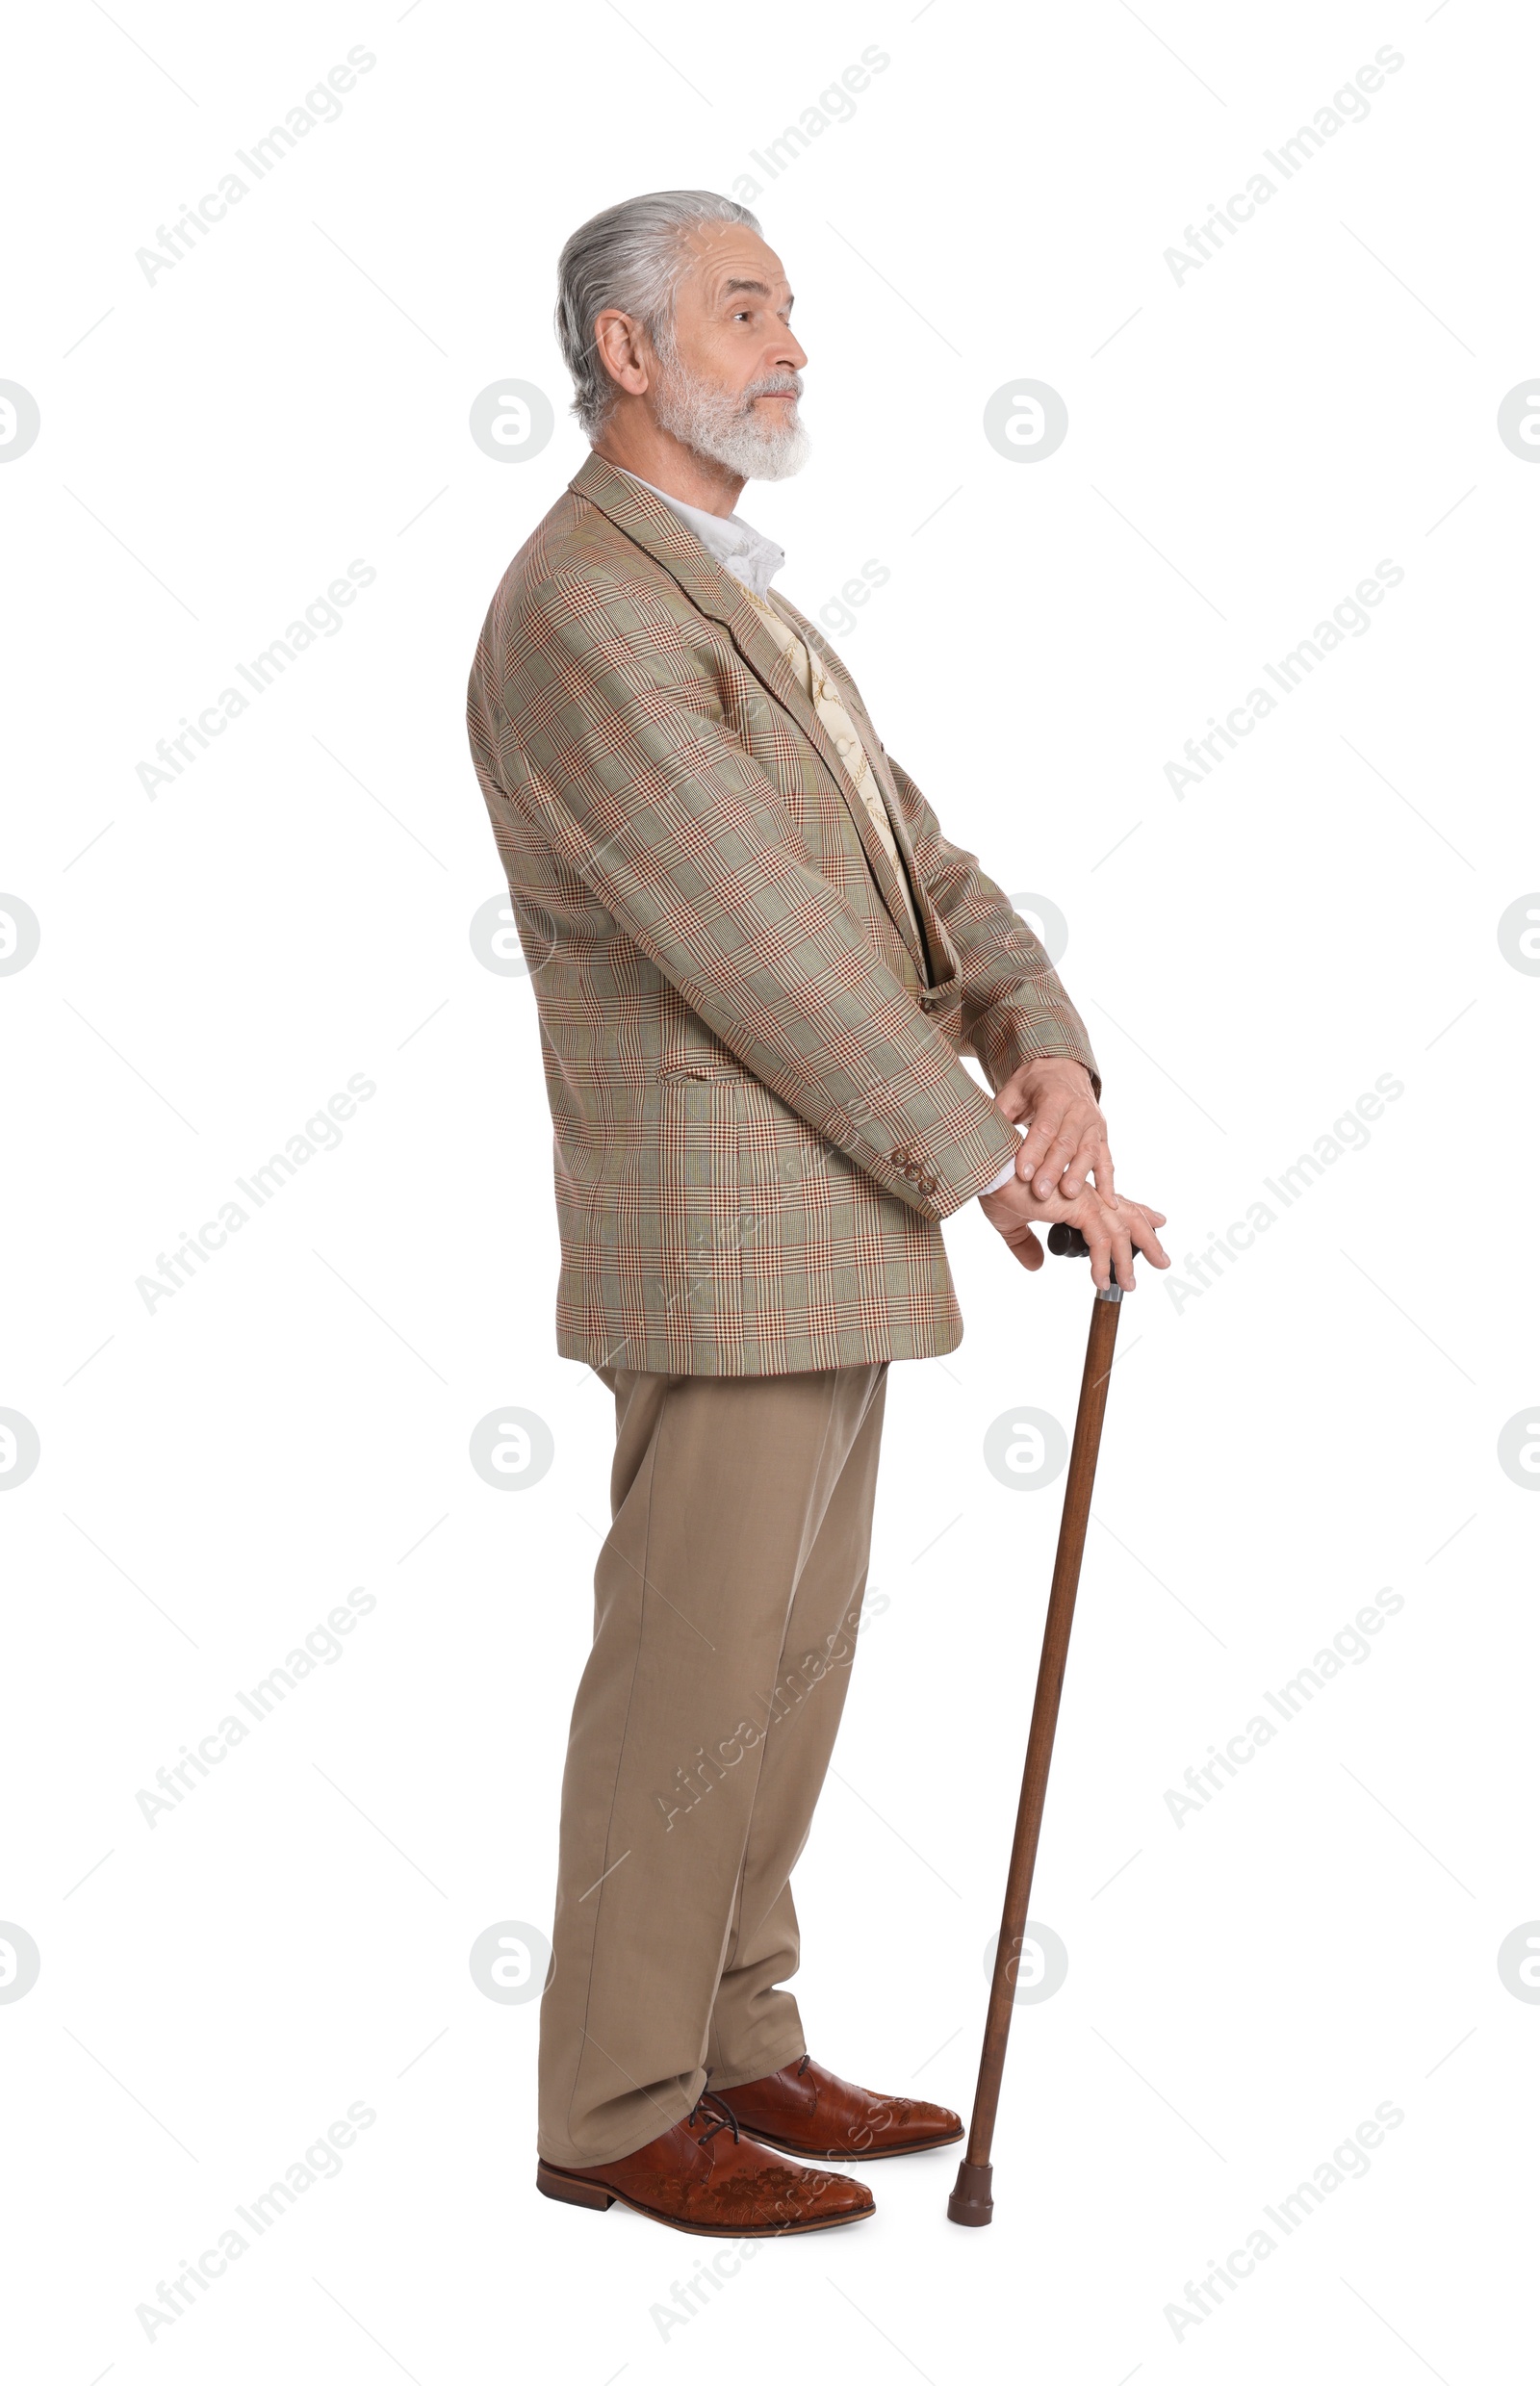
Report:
614,464,786,595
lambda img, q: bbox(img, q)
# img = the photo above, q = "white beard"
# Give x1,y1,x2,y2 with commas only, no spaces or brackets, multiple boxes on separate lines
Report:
651,352,811,481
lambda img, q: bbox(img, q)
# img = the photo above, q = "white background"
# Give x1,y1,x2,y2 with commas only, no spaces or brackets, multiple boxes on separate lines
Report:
4,1,1536,2379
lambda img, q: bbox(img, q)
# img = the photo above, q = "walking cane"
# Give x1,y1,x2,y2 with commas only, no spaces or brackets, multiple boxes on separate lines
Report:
947,1220,1129,2226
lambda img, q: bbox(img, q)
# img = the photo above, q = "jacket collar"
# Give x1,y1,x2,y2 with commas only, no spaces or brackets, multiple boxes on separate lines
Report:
569,450,944,988
610,461,786,597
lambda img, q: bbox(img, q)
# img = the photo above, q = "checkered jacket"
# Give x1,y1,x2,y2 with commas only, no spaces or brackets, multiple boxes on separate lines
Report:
466,451,1099,1375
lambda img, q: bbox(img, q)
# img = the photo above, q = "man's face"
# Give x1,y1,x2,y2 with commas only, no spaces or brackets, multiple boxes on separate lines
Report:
648,223,810,482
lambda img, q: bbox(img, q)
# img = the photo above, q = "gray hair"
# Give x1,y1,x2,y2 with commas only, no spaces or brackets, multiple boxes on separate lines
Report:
554,190,761,440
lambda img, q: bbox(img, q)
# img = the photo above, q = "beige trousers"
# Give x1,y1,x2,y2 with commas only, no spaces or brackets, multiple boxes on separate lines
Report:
538,1360,889,2168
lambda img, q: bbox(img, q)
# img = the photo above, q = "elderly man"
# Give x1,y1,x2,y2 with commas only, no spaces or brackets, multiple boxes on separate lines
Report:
467,189,1168,2238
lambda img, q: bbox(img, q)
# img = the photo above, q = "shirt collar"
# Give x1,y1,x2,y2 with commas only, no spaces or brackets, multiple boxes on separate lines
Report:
613,464,785,598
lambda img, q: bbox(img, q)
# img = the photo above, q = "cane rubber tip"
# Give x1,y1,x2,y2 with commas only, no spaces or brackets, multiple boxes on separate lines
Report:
946,2159,994,2226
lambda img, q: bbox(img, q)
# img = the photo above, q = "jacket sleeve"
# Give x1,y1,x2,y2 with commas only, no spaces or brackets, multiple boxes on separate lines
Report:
479,569,1022,1219
880,746,1103,1101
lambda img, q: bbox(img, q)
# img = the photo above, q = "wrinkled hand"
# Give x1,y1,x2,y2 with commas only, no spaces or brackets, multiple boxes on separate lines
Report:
979,1173,1169,1294
993,1057,1113,1201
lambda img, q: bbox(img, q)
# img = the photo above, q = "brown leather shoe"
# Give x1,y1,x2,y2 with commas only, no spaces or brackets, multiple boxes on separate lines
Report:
716,2054,963,2162
536,2090,875,2236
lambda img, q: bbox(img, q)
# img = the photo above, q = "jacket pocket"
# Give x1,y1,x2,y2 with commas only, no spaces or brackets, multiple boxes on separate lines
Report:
656,995,752,1083
657,1058,751,1083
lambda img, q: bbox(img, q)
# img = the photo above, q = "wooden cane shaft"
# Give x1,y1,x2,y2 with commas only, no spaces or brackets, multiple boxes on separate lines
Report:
962,1292,1122,2168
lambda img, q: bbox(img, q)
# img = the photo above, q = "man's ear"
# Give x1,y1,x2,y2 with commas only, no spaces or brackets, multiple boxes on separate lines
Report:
592,309,651,400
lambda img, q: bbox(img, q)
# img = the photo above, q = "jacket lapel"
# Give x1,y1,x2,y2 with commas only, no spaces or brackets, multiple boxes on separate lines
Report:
769,588,963,997
569,452,937,986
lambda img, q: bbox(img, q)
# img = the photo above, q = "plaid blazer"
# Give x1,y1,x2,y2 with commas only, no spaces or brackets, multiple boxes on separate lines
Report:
466,451,1099,1375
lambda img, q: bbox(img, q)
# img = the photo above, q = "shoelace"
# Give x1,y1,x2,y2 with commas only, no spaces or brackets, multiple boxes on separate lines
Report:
684,2088,740,2147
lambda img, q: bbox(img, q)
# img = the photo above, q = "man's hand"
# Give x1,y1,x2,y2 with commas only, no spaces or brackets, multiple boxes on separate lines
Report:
979,1173,1169,1294
993,1056,1113,1202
